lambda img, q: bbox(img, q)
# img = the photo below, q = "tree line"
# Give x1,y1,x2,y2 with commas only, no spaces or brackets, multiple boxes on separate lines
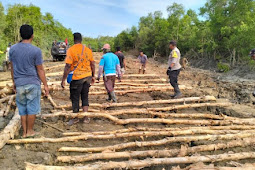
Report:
114,0,255,70
1,1,255,70
0,3,73,61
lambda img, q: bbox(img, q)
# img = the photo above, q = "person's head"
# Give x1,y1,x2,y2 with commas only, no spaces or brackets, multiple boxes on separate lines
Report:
140,50,144,56
8,42,11,47
249,49,255,60
73,32,82,44
102,44,111,54
116,46,121,52
20,24,34,40
169,40,177,50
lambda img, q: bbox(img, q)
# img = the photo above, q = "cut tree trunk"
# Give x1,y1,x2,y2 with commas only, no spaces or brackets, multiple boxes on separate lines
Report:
57,137,255,163
0,108,20,149
58,132,255,152
91,96,216,108
3,95,15,116
62,125,255,136
8,129,255,145
0,95,14,103
26,152,255,170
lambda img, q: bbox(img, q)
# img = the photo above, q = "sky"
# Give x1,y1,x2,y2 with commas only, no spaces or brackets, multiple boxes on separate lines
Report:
1,0,207,38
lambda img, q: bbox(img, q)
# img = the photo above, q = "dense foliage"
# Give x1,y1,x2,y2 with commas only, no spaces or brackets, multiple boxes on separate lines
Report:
0,3,73,60
114,0,255,69
1,0,255,70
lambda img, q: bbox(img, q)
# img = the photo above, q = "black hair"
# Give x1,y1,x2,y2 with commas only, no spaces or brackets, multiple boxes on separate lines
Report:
20,24,33,40
73,32,82,42
139,50,144,53
169,40,177,46
116,46,121,51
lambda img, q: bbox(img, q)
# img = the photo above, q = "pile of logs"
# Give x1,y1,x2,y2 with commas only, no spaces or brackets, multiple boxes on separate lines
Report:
1,70,252,169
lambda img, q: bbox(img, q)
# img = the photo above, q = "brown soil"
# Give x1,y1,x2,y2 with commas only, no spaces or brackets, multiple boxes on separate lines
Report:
0,52,255,170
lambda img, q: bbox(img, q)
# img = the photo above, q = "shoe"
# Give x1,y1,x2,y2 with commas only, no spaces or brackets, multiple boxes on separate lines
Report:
174,93,182,99
170,94,176,98
110,91,117,103
68,118,79,126
106,93,112,101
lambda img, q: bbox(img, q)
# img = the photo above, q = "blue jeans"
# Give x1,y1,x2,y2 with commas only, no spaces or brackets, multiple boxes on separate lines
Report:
16,84,41,116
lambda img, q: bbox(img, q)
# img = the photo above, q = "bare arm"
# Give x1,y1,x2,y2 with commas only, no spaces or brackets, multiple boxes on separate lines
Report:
90,61,95,84
10,62,16,93
61,64,71,88
123,59,126,69
36,64,49,96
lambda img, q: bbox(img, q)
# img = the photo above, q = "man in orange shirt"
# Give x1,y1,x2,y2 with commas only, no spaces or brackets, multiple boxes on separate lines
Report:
61,33,95,125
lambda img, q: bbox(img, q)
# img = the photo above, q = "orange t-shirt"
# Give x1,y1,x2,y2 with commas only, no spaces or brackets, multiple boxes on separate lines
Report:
65,44,94,80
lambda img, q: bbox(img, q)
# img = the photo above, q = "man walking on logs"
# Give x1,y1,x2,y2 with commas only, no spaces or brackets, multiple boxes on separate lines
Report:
137,50,148,74
97,44,121,103
61,33,95,125
115,46,126,75
167,40,182,99
10,25,49,138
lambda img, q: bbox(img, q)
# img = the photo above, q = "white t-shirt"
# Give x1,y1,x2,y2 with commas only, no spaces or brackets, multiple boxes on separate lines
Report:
6,47,10,61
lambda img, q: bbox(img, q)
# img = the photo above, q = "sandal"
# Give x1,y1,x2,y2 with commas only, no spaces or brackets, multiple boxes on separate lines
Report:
68,118,80,126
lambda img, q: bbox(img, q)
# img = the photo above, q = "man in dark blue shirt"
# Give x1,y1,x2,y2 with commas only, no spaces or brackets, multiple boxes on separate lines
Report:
10,25,49,138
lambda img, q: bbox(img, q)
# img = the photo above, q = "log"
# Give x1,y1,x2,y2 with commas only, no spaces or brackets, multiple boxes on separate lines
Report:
3,95,15,116
26,152,255,170
62,125,255,136
41,111,249,127
88,85,191,95
58,132,255,152
0,86,13,96
147,102,232,111
0,108,21,149
91,96,216,108
0,95,13,103
59,129,255,140
8,128,255,145
36,119,64,132
57,137,255,163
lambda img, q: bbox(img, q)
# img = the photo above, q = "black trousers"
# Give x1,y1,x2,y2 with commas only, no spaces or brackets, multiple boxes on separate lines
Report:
169,69,181,94
70,77,91,113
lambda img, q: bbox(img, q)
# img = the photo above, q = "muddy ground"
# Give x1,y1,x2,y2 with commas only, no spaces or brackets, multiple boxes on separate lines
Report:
0,52,255,170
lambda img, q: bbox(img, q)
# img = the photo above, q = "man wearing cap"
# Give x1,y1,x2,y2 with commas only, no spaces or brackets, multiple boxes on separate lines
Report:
168,40,182,98
97,44,122,103
249,49,255,97
115,47,126,75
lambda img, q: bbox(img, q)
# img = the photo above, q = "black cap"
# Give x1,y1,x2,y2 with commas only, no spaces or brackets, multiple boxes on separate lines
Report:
249,49,255,56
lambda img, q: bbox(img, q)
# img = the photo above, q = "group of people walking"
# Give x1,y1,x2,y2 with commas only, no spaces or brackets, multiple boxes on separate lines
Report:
9,24,184,137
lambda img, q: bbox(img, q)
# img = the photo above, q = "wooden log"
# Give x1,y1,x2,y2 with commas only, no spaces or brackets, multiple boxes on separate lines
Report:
59,129,255,140
88,85,191,95
8,129,255,144
0,86,13,96
0,95,13,103
0,108,21,149
58,132,255,152
3,95,15,116
91,96,217,108
57,137,255,163
62,125,255,136
26,152,255,170
147,102,232,112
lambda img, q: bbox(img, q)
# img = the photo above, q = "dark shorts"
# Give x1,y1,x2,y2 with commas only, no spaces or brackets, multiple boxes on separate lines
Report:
16,84,41,116
70,77,91,113
103,75,116,93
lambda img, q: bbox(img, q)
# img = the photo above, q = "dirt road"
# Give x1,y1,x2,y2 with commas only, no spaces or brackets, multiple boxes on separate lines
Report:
0,52,255,169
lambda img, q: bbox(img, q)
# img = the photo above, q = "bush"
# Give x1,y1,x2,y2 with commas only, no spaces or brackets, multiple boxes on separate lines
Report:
217,62,230,73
